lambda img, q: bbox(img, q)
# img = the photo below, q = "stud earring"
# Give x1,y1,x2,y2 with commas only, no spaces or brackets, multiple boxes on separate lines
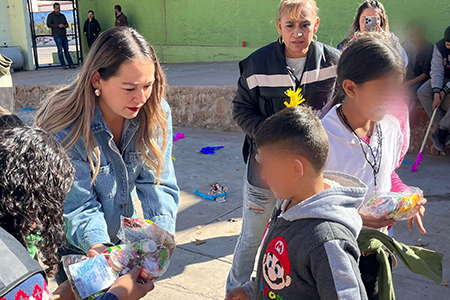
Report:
94,89,101,97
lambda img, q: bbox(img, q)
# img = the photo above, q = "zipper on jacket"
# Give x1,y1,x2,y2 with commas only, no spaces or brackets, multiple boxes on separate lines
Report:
286,66,298,91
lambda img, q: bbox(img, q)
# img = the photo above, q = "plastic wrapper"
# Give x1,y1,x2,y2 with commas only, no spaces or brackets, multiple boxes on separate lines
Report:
359,187,424,220
63,217,175,299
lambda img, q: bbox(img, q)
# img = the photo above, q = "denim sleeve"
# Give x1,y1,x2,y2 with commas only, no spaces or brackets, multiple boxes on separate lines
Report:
135,100,180,235
63,147,111,253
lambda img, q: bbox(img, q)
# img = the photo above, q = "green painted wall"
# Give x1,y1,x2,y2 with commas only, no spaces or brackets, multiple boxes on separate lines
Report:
78,0,450,63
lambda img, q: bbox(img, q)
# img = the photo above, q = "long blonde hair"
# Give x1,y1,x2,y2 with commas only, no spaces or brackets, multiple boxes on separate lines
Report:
35,27,167,184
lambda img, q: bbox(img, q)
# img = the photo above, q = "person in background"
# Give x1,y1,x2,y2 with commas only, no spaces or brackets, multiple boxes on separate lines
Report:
114,5,129,27
336,0,407,66
0,126,155,300
47,2,76,69
402,22,433,103
227,0,340,294
84,10,102,48
417,25,450,153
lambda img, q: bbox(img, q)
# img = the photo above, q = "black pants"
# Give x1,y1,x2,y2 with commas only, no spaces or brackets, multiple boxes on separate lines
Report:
359,253,393,300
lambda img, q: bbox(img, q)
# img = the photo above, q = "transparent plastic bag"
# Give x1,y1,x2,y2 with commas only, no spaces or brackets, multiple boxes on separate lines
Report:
359,187,424,221
62,254,116,300
62,218,175,299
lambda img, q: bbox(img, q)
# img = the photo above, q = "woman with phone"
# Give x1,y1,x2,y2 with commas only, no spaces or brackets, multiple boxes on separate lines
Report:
336,0,406,64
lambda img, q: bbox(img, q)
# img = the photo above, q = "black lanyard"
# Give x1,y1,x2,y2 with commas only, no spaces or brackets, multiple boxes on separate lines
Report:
337,105,383,192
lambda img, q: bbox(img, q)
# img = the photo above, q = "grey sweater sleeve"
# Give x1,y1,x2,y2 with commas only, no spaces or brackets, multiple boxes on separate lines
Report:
430,45,445,94
309,240,367,300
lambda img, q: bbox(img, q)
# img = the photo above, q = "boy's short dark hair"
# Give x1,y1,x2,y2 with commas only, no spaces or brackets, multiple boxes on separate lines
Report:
115,5,122,12
53,2,60,8
254,106,329,173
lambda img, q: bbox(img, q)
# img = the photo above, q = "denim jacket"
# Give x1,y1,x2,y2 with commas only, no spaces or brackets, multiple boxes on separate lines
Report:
54,100,179,253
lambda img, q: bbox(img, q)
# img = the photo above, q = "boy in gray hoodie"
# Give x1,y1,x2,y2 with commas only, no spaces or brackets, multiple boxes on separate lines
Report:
226,106,368,300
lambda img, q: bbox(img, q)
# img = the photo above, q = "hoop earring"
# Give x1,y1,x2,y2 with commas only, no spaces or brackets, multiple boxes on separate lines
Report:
94,89,101,97
278,35,284,45
313,34,318,42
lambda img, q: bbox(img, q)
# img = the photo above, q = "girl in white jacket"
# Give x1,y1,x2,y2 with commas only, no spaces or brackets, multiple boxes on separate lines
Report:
322,32,427,300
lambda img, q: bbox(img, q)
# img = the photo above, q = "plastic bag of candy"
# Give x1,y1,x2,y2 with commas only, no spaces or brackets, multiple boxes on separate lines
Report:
359,187,424,220
116,217,175,279
62,218,175,299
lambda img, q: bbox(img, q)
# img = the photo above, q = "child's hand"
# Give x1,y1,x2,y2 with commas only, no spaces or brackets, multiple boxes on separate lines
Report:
408,199,427,234
225,287,249,300
358,212,397,229
108,266,155,300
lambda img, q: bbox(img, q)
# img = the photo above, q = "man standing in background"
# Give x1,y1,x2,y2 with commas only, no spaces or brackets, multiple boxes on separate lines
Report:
114,5,129,27
47,2,76,69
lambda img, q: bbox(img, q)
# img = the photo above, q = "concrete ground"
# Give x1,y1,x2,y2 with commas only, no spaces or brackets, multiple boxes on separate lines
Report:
11,66,450,299
12,62,240,87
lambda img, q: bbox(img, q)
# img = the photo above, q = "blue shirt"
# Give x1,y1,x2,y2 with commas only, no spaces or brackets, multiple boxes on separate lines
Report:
54,100,179,253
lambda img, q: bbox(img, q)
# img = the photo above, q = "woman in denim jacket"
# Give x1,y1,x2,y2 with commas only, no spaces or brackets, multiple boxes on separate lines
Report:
35,27,180,283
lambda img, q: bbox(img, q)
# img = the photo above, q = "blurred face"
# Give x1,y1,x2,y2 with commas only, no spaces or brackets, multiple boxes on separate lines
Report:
445,42,450,50
256,146,303,200
88,12,94,19
344,72,404,122
406,27,424,45
359,8,381,32
93,59,155,121
276,5,319,58
54,5,60,14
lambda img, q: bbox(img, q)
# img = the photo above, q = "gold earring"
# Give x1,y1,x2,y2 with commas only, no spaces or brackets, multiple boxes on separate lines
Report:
278,35,284,45
94,89,101,97
313,34,318,42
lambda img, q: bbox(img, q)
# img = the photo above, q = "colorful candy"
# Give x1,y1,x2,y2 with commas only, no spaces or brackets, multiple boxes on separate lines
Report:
359,187,424,220
62,217,175,299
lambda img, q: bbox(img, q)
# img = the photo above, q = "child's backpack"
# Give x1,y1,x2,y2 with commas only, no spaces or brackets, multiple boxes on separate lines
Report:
0,226,47,297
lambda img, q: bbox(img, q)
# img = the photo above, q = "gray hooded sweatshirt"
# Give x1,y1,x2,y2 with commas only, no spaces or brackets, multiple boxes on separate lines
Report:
245,171,368,300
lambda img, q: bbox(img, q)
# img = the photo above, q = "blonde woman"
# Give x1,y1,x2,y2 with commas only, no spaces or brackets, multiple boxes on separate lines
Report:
35,27,179,284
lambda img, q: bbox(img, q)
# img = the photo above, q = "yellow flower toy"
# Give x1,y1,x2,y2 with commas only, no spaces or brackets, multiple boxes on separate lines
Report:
284,88,306,108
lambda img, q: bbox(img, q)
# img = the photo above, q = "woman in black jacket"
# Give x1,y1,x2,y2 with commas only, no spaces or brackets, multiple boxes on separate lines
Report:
226,0,340,296
83,10,101,48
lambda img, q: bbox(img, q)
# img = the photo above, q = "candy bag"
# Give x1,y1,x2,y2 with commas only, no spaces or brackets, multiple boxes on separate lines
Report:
63,218,175,299
359,187,424,220
62,254,115,300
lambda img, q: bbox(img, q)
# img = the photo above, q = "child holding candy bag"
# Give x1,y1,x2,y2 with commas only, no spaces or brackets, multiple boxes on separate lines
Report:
322,33,428,300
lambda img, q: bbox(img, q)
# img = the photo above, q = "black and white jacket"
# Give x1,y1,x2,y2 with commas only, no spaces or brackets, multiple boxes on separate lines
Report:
232,40,340,188
431,39,450,94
